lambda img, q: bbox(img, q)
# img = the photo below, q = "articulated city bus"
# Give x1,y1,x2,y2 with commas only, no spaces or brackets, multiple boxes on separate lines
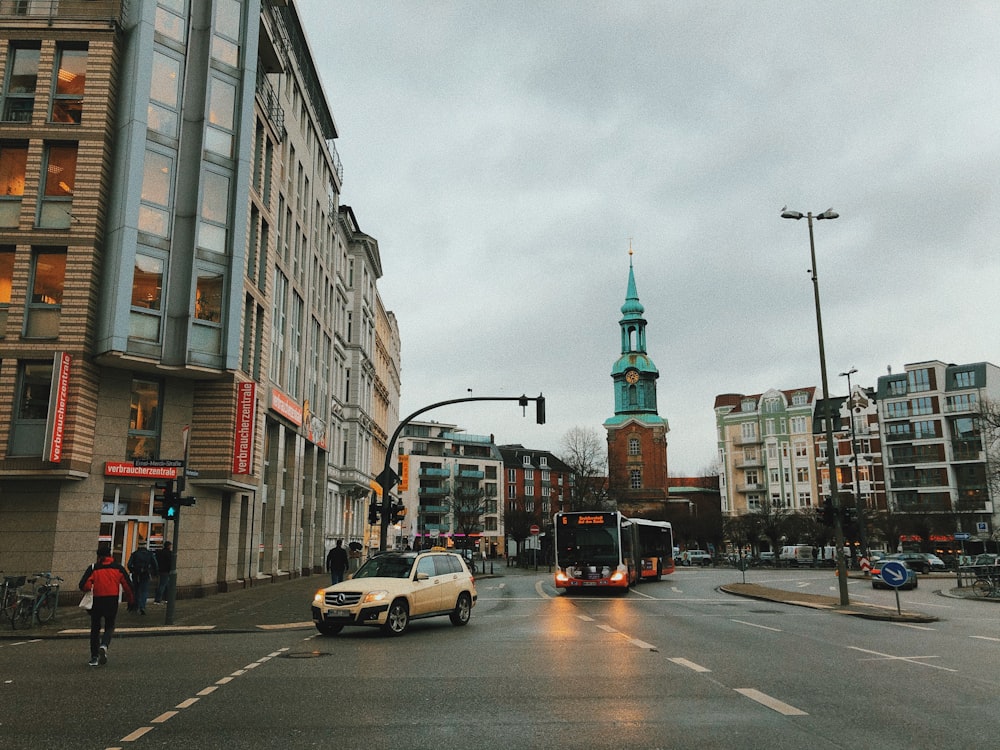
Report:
552,511,640,592
633,518,675,581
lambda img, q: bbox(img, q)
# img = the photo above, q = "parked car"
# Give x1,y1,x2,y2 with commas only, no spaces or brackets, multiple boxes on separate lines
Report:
886,552,945,574
758,551,775,564
311,550,477,636
680,549,713,566
871,559,918,590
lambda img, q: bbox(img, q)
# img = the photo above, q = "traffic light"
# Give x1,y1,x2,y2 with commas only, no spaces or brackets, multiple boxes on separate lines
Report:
368,492,381,525
536,395,546,425
820,498,835,527
390,501,406,524
153,479,176,517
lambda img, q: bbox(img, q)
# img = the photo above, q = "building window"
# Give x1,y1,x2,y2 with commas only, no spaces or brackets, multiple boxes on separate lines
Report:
953,370,975,388
741,422,757,441
0,245,12,335
539,456,548,468
155,0,188,44
148,49,182,138
885,400,909,419
129,252,163,341
2,43,40,123
127,378,161,460
790,416,807,434
791,391,808,406
24,247,65,338
50,44,87,124
0,140,27,227
197,168,230,254
506,468,516,483
907,368,931,393
911,397,933,416
524,469,534,483
628,437,640,455
139,147,173,237
10,360,52,456
191,266,224,355
37,143,77,229
205,74,237,157
211,0,242,68
630,469,641,489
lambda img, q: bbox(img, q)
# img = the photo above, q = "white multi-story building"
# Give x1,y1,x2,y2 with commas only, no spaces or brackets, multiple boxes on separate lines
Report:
396,421,502,553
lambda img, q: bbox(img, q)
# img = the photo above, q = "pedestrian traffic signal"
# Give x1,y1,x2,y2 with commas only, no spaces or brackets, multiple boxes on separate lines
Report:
153,479,176,517
368,493,381,525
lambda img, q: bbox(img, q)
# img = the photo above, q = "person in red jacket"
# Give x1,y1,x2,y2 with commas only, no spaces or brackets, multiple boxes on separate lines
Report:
79,543,135,667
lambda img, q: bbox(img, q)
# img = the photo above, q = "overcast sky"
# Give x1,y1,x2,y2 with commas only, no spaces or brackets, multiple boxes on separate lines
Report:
297,1,1000,475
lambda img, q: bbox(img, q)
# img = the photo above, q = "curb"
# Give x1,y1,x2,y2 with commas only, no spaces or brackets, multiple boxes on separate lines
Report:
718,584,939,623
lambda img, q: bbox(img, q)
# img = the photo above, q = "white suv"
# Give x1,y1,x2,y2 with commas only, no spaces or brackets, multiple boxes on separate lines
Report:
311,550,477,636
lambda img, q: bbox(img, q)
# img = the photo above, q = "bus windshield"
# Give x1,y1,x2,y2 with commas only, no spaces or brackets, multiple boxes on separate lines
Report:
556,525,621,567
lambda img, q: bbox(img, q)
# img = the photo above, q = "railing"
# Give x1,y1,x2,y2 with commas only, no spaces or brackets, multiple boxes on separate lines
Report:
0,0,125,24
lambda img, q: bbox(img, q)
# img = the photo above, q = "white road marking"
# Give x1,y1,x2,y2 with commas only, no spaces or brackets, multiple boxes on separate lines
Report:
892,623,935,631
970,635,1000,642
735,688,808,716
630,639,658,651
576,614,594,622
731,619,782,632
848,645,957,672
668,657,711,673
597,624,618,633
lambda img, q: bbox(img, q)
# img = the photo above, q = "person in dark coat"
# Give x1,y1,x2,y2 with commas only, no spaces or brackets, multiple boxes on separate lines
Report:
325,539,349,585
79,543,134,667
153,541,172,604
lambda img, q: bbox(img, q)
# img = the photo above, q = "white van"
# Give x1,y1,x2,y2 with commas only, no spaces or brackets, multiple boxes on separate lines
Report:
778,545,815,566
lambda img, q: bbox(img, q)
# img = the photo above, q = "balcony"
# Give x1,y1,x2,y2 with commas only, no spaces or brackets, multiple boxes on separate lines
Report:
418,505,449,514
419,467,450,478
736,482,765,493
736,457,764,469
458,469,484,480
734,435,762,446
418,486,448,497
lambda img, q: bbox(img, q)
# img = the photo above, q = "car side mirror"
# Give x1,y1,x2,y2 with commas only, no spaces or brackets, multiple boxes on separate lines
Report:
415,572,429,581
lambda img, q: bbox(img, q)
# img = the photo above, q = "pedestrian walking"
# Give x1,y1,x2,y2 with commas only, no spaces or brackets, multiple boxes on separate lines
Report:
153,541,172,604
127,541,157,614
325,539,349,585
79,543,134,667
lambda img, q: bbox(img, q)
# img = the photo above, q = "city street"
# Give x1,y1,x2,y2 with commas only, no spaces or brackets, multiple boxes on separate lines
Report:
2,567,999,749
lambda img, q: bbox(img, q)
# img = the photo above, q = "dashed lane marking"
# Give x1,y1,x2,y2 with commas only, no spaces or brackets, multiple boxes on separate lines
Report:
668,657,711,673
735,688,808,716
731,619,782,632
848,645,957,672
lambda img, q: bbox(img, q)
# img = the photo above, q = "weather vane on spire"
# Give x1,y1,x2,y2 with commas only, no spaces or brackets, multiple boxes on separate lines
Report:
628,237,634,257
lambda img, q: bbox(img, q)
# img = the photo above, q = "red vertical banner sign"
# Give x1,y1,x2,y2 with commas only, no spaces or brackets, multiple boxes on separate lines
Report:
232,381,257,474
44,351,72,463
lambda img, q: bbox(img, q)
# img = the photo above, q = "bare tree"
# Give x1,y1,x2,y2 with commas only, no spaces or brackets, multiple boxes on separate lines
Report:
978,397,1000,500
443,479,486,551
559,426,608,511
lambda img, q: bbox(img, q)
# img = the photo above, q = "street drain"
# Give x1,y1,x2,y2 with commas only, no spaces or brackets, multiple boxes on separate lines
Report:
282,650,333,659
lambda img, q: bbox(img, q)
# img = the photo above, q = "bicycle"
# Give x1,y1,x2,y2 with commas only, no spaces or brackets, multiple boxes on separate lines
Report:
1,573,26,624
972,574,998,598
11,572,63,629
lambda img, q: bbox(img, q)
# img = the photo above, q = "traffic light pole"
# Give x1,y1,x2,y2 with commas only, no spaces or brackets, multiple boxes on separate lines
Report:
375,394,545,553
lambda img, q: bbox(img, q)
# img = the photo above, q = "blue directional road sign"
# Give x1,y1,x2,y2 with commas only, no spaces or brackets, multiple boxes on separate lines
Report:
879,560,909,588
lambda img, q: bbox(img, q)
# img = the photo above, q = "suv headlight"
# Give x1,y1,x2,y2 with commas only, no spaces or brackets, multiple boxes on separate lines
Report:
361,590,389,604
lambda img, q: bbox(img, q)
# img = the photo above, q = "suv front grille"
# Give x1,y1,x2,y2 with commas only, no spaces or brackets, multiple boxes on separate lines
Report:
324,591,362,607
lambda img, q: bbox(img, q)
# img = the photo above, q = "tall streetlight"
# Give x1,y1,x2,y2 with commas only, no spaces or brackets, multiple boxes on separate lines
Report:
781,207,850,605
839,367,869,557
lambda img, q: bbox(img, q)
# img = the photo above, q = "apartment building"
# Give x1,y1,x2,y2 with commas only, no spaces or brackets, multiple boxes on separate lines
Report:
876,360,999,539
715,387,820,515
498,444,572,553
0,1,397,593
396,421,503,554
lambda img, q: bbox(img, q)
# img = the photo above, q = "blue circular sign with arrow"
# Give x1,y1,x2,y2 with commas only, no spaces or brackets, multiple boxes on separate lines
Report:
879,560,909,588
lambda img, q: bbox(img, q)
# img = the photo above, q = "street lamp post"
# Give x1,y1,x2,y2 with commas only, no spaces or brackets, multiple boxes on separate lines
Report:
781,207,850,605
839,367,869,557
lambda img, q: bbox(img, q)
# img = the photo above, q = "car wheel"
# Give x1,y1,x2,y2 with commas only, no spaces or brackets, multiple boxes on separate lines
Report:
382,599,409,636
450,592,472,626
911,578,918,589
315,622,343,636
872,582,880,590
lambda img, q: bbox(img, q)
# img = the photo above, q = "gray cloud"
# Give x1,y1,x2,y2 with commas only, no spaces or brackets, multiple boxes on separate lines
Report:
301,0,1000,473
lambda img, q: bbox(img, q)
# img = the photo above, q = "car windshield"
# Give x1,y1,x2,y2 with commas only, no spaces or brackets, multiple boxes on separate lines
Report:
353,555,414,579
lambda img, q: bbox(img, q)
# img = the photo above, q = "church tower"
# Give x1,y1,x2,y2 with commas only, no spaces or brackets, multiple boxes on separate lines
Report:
604,249,670,506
